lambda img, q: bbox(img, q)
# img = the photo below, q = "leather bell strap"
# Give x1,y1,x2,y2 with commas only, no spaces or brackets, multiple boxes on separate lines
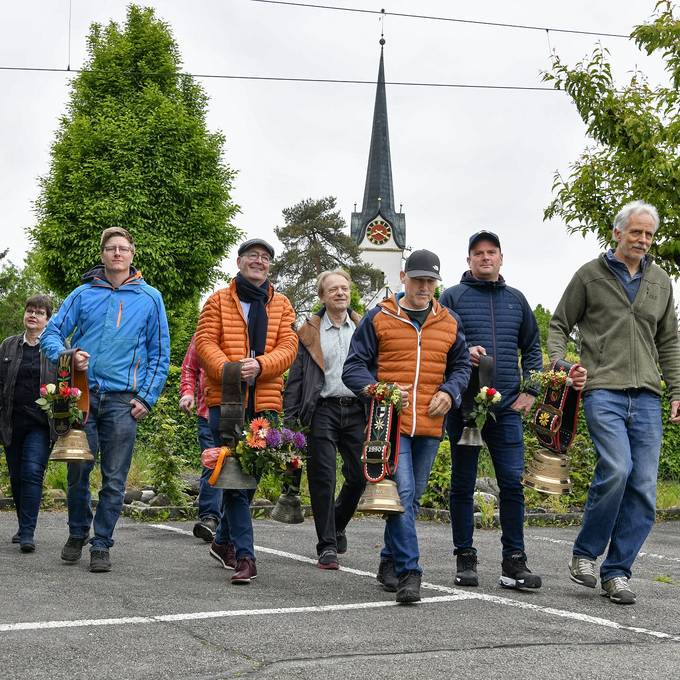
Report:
460,353,495,425
220,361,245,447
53,349,90,435
362,398,402,483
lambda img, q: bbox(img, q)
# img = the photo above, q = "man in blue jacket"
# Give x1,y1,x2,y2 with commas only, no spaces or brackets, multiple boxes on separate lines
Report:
440,230,543,590
41,227,170,573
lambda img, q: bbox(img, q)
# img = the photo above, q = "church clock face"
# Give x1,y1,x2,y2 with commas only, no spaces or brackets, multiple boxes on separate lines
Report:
366,219,391,245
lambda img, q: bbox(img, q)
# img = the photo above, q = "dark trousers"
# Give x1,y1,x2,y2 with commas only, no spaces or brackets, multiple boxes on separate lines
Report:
307,398,366,555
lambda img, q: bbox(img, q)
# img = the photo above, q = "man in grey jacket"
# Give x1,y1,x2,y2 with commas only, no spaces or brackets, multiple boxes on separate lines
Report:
548,200,680,605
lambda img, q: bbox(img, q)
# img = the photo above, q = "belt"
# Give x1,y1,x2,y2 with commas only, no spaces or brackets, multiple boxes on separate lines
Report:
319,396,359,407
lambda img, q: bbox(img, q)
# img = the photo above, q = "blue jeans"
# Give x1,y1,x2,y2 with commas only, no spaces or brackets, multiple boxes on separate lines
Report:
209,406,255,560
66,391,138,550
448,408,526,557
381,435,440,575
4,424,51,541
575,389,662,581
197,416,223,521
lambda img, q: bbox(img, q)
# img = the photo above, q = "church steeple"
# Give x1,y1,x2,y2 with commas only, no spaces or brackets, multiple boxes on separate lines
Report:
351,39,406,250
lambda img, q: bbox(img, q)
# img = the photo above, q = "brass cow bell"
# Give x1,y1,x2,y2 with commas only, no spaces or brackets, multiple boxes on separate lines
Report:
211,456,257,490
357,478,404,515
49,428,95,463
522,448,572,495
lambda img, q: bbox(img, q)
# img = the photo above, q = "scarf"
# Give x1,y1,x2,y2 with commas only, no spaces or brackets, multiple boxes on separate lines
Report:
235,273,270,357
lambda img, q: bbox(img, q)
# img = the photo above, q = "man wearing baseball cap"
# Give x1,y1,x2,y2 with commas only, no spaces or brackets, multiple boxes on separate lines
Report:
440,230,545,590
343,249,471,603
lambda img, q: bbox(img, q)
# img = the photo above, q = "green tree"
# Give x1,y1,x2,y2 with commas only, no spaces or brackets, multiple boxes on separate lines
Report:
31,5,240,322
533,303,552,354
270,196,382,316
543,1,680,275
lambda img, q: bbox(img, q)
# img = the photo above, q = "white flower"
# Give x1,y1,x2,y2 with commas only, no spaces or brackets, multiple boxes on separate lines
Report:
492,392,502,404
46,383,57,394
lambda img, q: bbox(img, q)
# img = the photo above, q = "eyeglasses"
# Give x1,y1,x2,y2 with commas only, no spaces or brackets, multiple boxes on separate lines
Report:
25,309,47,317
103,245,133,254
243,251,271,264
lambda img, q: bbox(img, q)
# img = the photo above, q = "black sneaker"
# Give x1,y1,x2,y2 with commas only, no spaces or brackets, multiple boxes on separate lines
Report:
193,517,218,542
396,570,422,604
455,548,479,587
318,548,339,570
377,559,399,592
11,532,20,544
500,551,542,590
89,549,112,573
20,538,36,553
336,530,348,555
61,535,89,563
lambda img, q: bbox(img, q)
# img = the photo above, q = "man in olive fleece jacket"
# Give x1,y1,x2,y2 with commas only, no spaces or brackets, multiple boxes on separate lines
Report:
548,200,680,606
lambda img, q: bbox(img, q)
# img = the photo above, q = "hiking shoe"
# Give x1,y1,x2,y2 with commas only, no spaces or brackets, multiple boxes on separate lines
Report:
89,549,112,573
455,548,479,587
20,538,36,553
210,540,236,570
500,551,542,590
569,555,597,588
336,530,348,555
11,532,20,544
61,535,89,563
193,517,218,542
377,559,399,592
231,556,257,584
396,570,422,604
318,548,339,570
601,576,636,605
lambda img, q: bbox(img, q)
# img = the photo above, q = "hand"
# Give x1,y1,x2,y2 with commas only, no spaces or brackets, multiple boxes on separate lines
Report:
569,366,588,391
240,358,261,381
74,350,90,371
468,345,487,367
670,400,680,425
510,392,536,416
130,398,149,420
396,383,412,409
428,390,452,417
178,394,194,414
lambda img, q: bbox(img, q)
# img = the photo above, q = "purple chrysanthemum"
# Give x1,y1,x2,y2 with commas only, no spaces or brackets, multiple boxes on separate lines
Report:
265,428,283,448
292,431,306,450
281,428,294,443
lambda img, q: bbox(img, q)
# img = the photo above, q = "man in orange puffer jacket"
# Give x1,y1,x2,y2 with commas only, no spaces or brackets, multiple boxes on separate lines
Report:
343,249,471,603
195,238,298,584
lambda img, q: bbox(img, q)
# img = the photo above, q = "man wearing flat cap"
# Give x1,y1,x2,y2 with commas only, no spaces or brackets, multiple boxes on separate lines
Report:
343,249,470,603
196,238,298,584
440,230,546,591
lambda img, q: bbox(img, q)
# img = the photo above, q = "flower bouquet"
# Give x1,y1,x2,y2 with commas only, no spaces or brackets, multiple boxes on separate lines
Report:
35,383,83,425
364,382,404,412
458,386,502,446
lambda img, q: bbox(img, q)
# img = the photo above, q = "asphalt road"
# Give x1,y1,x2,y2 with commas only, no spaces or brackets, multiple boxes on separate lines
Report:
2,510,680,680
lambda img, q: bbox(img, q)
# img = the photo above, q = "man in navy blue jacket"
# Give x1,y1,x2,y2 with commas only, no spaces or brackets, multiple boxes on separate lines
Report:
440,230,543,590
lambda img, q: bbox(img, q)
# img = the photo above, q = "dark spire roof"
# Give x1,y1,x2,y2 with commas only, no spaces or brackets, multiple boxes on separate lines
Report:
351,41,405,249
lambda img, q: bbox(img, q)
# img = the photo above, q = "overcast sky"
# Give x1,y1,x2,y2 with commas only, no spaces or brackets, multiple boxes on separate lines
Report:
0,0,674,310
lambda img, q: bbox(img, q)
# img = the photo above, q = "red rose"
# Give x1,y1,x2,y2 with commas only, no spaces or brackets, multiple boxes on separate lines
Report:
487,388,497,396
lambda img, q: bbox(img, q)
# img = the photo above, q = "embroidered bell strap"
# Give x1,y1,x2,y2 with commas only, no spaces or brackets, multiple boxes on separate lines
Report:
53,349,90,436
460,354,494,426
220,362,245,448
533,359,582,454
208,446,232,486
362,398,401,482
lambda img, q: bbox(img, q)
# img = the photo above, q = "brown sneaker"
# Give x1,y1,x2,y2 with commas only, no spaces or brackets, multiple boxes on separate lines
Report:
231,556,257,584
210,540,236,570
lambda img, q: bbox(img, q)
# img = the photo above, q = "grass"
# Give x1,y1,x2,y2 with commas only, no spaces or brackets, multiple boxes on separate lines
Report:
653,574,675,584
656,480,680,510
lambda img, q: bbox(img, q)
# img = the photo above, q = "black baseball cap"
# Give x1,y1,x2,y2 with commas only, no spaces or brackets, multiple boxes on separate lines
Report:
404,249,441,280
468,230,501,252
237,238,275,259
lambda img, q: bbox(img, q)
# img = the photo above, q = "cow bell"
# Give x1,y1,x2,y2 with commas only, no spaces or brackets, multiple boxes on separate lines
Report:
522,447,572,495
457,426,484,447
211,456,257,490
49,428,95,462
271,492,304,524
357,478,404,515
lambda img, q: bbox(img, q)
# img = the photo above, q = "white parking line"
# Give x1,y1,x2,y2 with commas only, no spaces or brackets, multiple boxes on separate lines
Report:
528,535,680,564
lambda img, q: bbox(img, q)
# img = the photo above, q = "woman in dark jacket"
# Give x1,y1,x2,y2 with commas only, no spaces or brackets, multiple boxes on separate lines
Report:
0,294,55,552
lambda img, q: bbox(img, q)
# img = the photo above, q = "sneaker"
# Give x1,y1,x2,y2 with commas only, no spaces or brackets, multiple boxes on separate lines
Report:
89,549,112,573
20,538,36,553
569,555,597,588
396,570,422,604
193,517,218,543
376,559,399,592
499,551,542,590
61,535,89,563
210,540,236,570
318,548,339,570
601,576,636,605
336,530,348,555
455,548,479,587
11,532,20,544
231,556,257,584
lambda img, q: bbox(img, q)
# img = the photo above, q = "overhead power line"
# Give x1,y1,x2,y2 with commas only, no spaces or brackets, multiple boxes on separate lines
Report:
249,0,631,39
